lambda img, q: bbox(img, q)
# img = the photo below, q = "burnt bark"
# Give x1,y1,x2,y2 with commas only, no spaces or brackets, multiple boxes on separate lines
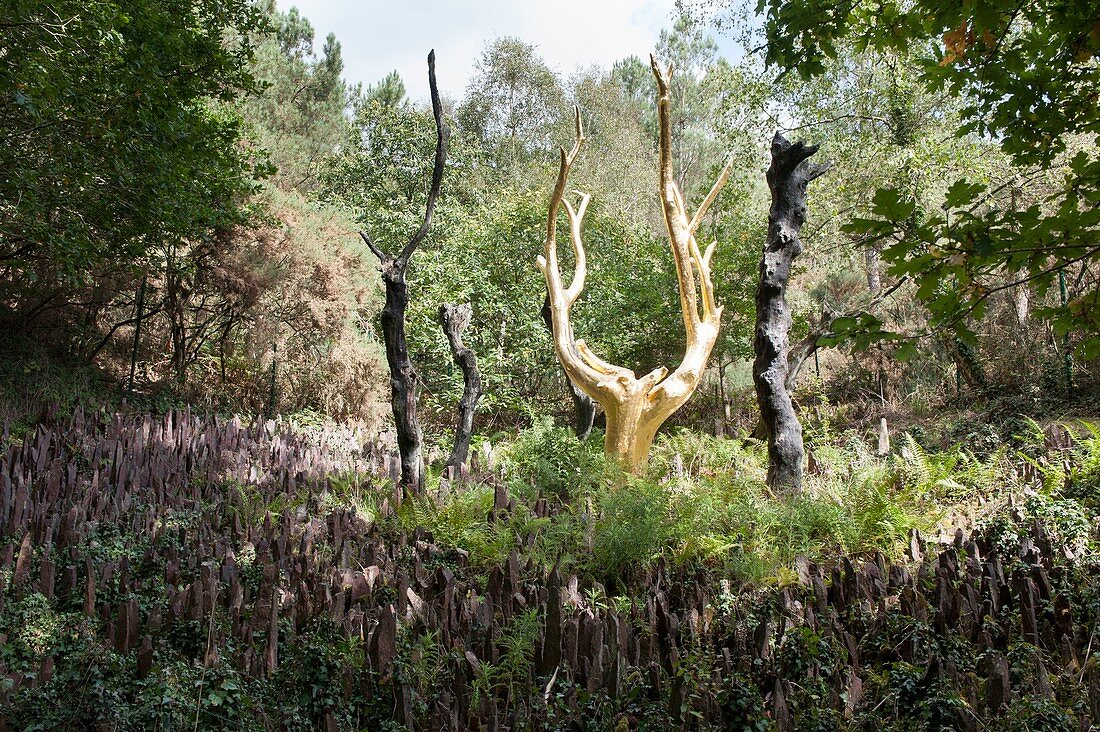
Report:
751,311,828,441
359,50,449,493
439,303,482,472
753,132,829,494
541,294,595,439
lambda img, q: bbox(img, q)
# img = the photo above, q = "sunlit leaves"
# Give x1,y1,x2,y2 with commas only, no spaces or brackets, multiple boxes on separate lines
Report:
754,0,1100,360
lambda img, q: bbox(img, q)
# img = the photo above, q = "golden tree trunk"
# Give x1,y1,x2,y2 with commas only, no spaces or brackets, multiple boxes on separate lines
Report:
538,57,732,473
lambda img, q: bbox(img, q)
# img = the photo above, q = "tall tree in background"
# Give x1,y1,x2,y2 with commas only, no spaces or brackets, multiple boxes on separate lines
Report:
458,37,566,177
654,15,725,192
358,51,449,492
242,2,351,192
364,71,407,108
0,0,387,421
0,0,265,283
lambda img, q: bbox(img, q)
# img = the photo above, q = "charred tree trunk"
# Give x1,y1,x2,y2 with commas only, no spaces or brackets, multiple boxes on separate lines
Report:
359,51,449,493
751,312,828,441
541,295,595,439
753,133,829,494
439,303,482,471
376,262,422,489
165,252,189,386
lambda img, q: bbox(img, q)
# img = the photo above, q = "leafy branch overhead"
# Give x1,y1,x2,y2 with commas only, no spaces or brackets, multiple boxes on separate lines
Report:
755,0,1100,358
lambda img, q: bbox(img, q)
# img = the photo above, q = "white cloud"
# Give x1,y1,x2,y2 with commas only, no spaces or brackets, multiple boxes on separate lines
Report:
274,0,680,101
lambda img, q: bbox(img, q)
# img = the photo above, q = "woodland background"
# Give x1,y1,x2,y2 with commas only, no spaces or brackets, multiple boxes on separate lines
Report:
4,0,1097,443
2,0,1100,729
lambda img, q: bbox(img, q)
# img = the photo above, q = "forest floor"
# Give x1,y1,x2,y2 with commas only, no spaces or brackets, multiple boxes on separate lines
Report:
0,405,1098,730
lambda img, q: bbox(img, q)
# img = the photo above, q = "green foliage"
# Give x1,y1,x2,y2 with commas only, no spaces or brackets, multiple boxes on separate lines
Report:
364,70,407,108
400,425,1002,587
1064,421,1100,512
0,353,110,438
999,696,1077,732
643,431,939,582
1,0,268,277
504,417,608,500
757,0,1100,165
980,489,1094,562
471,609,540,707
0,1,383,424
753,0,1100,356
652,428,767,479
894,432,1001,502
421,425,988,586
839,469,926,553
400,485,517,569
320,93,467,238
240,4,351,192
591,478,670,580
457,37,566,175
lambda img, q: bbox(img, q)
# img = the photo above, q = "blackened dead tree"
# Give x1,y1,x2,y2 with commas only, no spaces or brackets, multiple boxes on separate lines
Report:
541,294,596,439
753,133,829,494
359,50,449,493
438,303,482,471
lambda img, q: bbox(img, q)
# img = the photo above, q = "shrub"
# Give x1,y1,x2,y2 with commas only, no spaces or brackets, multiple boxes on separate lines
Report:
1064,421,1100,511
399,484,518,569
591,477,670,581
503,417,608,500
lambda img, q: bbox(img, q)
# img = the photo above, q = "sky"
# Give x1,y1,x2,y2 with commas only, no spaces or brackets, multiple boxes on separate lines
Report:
273,0,708,102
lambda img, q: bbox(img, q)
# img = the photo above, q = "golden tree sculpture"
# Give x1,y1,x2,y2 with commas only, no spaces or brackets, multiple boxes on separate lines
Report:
538,56,733,472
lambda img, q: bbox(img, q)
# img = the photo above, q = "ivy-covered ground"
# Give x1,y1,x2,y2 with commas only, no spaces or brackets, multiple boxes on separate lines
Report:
1,410,1098,730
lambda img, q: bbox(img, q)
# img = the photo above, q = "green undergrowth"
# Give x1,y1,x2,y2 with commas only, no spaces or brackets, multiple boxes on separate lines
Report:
383,417,1100,590
3,415,1099,729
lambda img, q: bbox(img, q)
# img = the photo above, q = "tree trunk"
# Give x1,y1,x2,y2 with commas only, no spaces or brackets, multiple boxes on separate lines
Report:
359,50,449,494
541,295,595,439
126,276,147,395
753,133,829,494
952,336,986,394
752,315,826,441
1013,286,1030,325
439,303,482,471
600,379,664,470
865,241,882,295
378,260,423,491
538,60,727,474
165,253,189,385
